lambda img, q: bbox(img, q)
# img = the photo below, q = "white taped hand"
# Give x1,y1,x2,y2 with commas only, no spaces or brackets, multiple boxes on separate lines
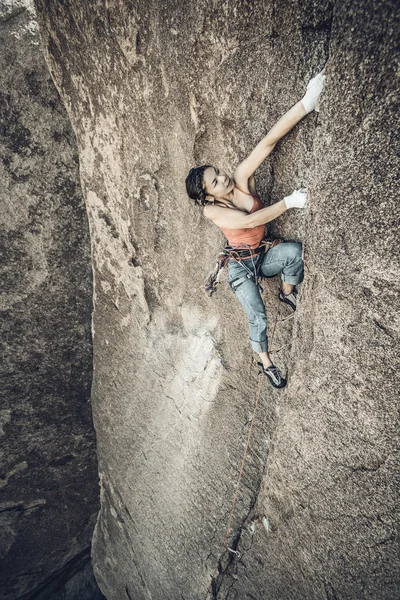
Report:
301,71,326,114
283,188,307,209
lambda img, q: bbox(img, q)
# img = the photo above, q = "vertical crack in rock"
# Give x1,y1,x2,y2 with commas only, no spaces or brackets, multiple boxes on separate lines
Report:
208,434,272,600
210,489,260,599
124,586,133,600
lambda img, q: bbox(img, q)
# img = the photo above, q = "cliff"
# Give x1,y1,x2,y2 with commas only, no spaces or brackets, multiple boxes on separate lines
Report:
32,0,399,598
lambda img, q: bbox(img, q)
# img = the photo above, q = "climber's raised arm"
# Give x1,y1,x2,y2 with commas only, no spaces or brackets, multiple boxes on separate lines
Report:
234,72,326,188
233,102,305,184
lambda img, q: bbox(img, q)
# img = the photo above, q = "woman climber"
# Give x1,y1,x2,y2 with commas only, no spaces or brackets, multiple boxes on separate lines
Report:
185,72,326,389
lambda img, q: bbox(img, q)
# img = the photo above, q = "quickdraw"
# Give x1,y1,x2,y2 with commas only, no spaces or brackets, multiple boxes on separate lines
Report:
204,253,230,297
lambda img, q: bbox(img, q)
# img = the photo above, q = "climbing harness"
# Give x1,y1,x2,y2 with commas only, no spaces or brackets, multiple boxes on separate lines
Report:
204,238,283,297
203,295,291,599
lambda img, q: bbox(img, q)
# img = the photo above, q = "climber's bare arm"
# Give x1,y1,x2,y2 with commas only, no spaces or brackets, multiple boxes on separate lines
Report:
233,71,325,191
233,101,306,187
204,201,287,229
233,71,326,188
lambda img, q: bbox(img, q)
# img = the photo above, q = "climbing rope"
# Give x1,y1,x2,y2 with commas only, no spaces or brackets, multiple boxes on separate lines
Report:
222,372,264,554
204,295,288,599
203,376,264,600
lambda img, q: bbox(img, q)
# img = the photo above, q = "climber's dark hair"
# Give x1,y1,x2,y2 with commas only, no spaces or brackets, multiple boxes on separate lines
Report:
185,165,213,206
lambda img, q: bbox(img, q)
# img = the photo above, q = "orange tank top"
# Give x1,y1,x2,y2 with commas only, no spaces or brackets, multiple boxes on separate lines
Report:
220,185,265,249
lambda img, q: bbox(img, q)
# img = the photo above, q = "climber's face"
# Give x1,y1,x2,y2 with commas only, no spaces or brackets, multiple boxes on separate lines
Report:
203,166,234,199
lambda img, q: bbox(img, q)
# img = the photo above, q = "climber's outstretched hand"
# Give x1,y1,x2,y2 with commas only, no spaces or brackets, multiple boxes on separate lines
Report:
301,71,326,114
283,188,307,209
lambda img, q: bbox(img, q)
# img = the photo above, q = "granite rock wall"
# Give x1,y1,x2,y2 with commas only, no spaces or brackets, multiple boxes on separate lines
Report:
33,1,399,599
0,2,102,598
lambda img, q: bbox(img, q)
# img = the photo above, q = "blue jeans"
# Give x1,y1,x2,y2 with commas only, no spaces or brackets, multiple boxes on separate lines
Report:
227,242,304,353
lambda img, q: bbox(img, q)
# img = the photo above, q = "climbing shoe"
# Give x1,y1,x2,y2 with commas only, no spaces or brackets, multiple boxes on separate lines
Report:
257,362,287,389
278,288,298,311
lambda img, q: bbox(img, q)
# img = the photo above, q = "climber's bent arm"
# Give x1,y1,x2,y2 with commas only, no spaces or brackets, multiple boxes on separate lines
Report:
233,101,306,185
204,200,287,229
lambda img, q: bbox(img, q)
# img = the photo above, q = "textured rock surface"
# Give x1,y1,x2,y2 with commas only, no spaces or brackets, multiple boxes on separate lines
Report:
0,2,102,598
34,0,399,599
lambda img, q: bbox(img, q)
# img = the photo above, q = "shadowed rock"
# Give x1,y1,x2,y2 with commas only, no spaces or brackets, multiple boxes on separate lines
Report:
0,1,102,598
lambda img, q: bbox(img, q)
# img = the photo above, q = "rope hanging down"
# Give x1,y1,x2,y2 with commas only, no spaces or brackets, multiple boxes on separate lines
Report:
204,297,285,599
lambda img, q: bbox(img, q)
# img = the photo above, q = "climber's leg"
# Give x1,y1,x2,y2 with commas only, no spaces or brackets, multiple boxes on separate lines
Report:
227,258,286,387
259,242,304,311
227,259,269,357
281,280,294,295
259,242,304,284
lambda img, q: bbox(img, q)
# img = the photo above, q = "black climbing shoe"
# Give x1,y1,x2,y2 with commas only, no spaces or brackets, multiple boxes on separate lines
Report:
278,288,298,311
257,362,287,389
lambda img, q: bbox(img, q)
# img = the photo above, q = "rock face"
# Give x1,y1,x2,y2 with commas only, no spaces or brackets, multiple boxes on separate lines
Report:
34,0,399,599
0,2,102,598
